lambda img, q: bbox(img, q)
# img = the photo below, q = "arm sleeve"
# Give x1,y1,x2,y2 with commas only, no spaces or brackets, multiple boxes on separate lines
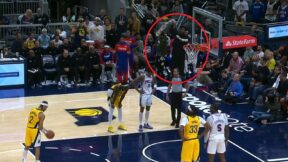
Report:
180,117,188,126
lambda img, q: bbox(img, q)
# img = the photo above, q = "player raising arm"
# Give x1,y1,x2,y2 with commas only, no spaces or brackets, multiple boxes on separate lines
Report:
205,103,230,162
179,105,210,162
131,69,157,132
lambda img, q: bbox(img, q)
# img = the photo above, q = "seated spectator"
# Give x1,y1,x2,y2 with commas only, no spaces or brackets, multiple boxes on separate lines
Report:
25,32,36,50
138,0,148,13
11,32,24,53
133,33,145,69
265,0,279,22
243,47,255,64
45,41,60,56
115,8,128,35
33,41,45,57
226,52,244,74
21,9,33,24
80,39,89,54
266,51,276,72
233,0,249,23
89,17,105,47
51,35,63,48
84,16,94,29
224,73,244,104
130,12,141,36
27,50,43,88
251,0,266,23
59,38,73,52
277,0,288,22
100,45,116,82
105,18,119,48
98,9,109,21
171,0,184,13
2,47,15,58
87,45,102,85
73,48,88,84
57,28,67,39
38,28,51,49
57,49,75,86
250,92,281,124
0,14,10,25
254,45,265,65
73,18,89,48
34,8,50,26
276,73,288,97
62,7,75,23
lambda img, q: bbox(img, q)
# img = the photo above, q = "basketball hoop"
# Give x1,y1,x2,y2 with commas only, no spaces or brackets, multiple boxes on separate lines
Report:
183,43,200,65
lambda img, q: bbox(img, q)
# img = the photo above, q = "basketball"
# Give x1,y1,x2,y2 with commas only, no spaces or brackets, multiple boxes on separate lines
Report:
45,130,55,139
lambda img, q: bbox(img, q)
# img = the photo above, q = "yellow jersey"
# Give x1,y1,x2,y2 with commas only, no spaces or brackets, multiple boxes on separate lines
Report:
26,108,43,129
183,116,201,140
110,83,128,107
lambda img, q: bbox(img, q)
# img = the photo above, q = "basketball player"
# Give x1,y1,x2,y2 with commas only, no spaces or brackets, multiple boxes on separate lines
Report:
180,105,210,162
205,103,229,162
22,101,49,162
131,69,157,132
107,82,129,133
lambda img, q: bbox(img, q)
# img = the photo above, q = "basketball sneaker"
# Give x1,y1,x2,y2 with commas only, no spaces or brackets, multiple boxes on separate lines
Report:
144,123,153,129
118,124,127,131
108,126,116,133
138,125,143,132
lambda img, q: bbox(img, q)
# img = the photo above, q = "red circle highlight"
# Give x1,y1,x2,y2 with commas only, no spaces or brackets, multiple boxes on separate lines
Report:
144,13,211,84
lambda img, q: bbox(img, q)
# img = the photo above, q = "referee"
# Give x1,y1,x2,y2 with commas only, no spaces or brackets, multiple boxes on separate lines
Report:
166,68,190,128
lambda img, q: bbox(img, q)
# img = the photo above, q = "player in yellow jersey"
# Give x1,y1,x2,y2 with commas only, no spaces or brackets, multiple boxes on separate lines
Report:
22,101,49,162
107,82,129,133
179,105,210,162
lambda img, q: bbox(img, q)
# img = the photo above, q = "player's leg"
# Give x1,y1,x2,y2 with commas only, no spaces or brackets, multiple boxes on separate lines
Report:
139,94,145,132
118,105,127,131
108,99,116,133
22,128,34,162
33,131,41,161
170,93,176,126
192,140,200,162
144,95,153,129
217,141,227,162
181,141,193,162
207,140,217,162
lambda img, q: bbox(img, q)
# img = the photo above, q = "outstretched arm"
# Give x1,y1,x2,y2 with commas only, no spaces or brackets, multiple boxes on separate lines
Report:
38,112,47,134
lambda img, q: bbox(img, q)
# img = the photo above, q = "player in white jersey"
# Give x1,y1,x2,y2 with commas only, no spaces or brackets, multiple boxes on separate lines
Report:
131,69,157,132
205,103,229,162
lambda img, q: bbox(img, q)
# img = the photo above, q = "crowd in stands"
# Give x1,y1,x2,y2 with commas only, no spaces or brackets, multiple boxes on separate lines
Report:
0,0,287,123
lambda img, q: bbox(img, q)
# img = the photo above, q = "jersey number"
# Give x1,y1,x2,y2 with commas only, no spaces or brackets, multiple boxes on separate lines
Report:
28,116,34,123
189,125,198,133
217,124,222,132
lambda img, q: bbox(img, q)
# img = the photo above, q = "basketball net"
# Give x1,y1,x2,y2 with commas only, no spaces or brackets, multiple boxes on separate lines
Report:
183,43,200,73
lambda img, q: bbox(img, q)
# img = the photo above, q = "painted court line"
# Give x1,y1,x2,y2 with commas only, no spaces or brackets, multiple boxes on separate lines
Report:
69,148,82,152
267,121,288,125
228,140,265,162
90,152,100,156
45,147,59,150
142,139,181,162
142,139,265,162
267,157,288,162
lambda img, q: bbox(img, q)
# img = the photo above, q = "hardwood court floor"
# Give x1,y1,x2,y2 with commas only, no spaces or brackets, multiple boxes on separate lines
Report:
0,90,173,162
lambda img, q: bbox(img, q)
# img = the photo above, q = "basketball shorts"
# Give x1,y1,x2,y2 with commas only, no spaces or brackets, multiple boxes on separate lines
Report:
207,138,226,154
181,139,200,162
25,128,41,147
140,94,152,107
